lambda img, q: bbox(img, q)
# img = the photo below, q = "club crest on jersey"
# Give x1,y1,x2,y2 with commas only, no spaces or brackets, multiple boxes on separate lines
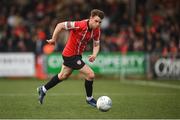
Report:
77,60,82,65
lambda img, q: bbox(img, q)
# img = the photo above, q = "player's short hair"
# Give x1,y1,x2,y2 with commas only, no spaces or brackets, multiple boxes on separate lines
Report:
90,9,104,19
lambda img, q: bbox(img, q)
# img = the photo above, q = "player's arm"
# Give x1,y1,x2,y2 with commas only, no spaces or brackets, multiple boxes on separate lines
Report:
93,40,100,56
47,21,77,44
47,22,65,44
88,29,101,62
88,40,100,62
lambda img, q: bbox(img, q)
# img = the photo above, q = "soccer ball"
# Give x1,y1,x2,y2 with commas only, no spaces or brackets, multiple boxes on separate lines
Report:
96,96,112,112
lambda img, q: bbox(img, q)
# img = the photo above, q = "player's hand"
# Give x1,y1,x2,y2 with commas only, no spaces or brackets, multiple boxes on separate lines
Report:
88,54,96,63
46,39,56,45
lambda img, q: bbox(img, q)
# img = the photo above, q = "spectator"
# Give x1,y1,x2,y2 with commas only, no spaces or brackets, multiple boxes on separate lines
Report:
0,0,179,56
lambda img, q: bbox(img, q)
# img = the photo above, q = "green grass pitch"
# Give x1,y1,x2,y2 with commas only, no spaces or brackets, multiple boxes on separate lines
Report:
0,78,180,119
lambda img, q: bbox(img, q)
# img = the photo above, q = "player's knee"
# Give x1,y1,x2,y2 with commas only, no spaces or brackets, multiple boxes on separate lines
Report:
87,72,95,80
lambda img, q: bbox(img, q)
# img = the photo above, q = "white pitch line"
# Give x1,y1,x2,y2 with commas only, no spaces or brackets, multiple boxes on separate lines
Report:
120,80,180,90
0,92,178,97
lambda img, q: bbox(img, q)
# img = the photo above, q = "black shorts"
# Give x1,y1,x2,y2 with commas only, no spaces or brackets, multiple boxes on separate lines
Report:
62,55,85,70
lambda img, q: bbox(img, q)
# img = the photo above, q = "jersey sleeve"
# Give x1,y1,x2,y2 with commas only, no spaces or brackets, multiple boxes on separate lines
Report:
64,21,82,30
93,29,101,43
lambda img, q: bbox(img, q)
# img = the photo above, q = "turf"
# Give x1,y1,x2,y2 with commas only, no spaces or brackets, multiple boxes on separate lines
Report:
0,78,180,119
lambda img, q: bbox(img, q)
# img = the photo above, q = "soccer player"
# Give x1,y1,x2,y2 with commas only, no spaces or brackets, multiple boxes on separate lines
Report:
37,9,104,107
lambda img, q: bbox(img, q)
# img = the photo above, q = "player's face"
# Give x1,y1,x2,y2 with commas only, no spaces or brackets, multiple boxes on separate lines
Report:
90,16,102,29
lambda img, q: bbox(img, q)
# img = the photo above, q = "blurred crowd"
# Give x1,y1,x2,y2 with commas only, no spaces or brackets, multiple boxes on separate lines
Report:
0,0,179,55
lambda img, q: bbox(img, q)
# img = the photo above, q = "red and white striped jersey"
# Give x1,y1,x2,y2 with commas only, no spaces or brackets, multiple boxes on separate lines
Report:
62,19,100,57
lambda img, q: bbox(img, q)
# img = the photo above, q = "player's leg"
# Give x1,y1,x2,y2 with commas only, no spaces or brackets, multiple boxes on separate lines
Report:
44,64,73,90
79,64,96,107
37,64,73,104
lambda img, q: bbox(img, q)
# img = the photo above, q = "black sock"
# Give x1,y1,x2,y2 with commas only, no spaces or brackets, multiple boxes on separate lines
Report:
44,74,62,90
85,80,93,97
